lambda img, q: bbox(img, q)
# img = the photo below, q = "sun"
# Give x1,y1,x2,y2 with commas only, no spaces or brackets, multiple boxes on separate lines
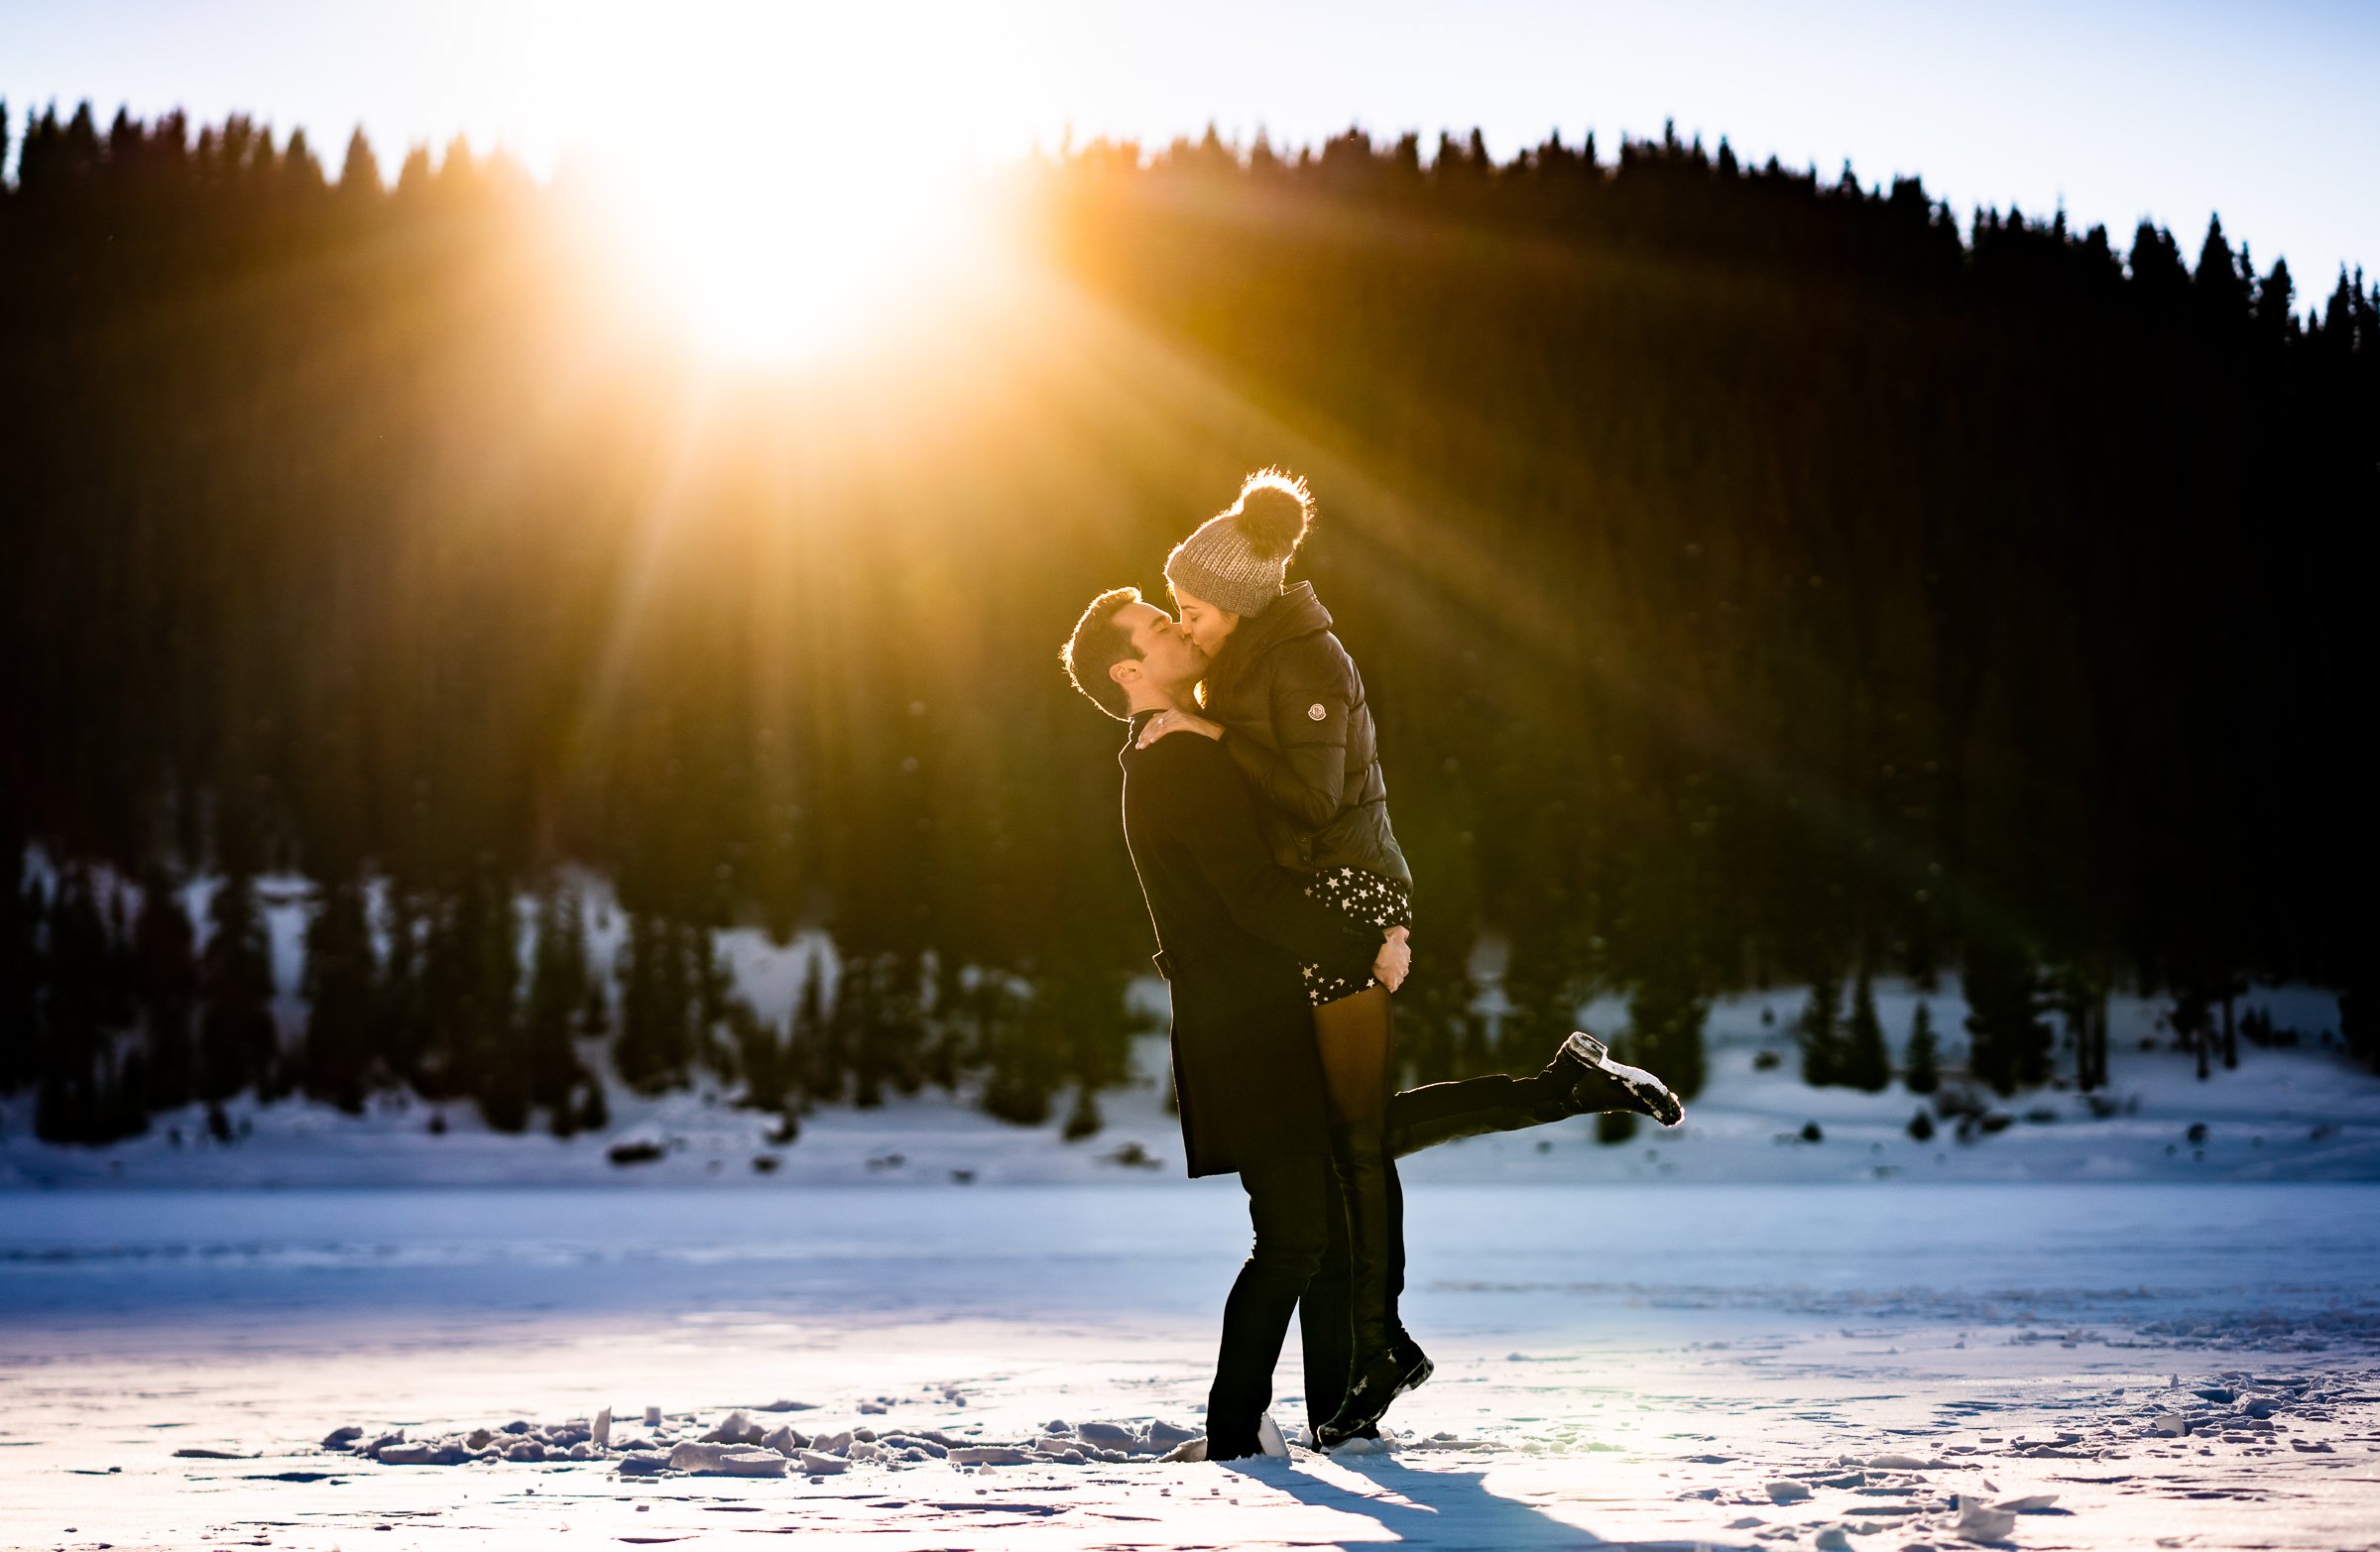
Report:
502,0,1041,369
617,154,981,365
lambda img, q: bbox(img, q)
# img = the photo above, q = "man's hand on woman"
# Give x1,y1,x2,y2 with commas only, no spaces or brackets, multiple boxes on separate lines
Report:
1372,925,1411,991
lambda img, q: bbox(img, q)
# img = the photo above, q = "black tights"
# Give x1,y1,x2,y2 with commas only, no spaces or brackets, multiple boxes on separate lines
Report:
1314,985,1394,1125
1306,986,1404,1432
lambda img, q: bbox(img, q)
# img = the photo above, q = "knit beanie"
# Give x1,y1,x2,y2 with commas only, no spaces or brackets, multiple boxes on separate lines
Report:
1163,469,1315,617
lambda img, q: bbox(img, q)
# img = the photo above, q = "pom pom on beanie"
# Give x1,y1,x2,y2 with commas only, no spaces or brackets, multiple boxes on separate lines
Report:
1232,470,1314,560
1164,468,1316,617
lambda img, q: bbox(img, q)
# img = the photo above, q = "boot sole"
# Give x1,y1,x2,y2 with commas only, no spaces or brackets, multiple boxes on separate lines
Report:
1561,1031,1686,1127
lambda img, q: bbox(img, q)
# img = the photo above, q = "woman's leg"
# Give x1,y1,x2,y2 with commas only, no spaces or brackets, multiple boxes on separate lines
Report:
1312,986,1415,1443
1385,1067,1569,1157
1314,984,1393,1126
1385,1031,1687,1157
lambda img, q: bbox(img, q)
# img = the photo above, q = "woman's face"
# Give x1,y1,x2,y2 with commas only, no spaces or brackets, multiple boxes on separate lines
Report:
1172,587,1241,660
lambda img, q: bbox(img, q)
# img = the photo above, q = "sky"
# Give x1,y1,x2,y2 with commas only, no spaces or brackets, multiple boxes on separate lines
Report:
5,0,2376,294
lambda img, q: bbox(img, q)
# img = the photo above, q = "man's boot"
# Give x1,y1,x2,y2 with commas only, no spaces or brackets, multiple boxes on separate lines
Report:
1317,1122,1407,1448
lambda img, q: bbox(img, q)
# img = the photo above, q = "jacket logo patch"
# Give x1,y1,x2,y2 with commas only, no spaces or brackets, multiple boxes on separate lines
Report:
1307,703,1328,721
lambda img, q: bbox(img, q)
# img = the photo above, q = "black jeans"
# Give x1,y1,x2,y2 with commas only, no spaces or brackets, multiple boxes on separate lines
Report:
1207,1150,1335,1456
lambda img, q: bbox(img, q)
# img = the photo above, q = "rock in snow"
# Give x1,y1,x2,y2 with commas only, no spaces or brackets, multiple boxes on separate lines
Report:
320,1426,364,1449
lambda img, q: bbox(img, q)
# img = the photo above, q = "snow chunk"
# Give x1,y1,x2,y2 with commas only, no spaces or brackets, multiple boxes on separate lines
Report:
1955,1496,2017,1542
667,1442,784,1477
702,1410,764,1444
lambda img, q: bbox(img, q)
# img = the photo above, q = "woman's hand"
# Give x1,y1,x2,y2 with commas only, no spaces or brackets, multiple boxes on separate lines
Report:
1135,709,1225,749
1372,926,1412,992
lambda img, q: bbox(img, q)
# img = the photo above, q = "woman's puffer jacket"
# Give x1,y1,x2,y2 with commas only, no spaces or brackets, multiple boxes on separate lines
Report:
1201,581,1413,889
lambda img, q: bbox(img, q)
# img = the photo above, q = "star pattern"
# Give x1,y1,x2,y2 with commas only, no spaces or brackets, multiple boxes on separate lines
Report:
1296,866,1414,1006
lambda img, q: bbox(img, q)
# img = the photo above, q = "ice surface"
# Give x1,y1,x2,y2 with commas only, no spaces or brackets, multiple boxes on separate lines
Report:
5,1181,2378,1549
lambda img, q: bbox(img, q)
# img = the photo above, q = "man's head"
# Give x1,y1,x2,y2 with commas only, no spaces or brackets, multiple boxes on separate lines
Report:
1060,586,1206,720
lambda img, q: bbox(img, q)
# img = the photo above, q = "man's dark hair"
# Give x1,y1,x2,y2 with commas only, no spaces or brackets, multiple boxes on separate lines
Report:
1060,586,1144,721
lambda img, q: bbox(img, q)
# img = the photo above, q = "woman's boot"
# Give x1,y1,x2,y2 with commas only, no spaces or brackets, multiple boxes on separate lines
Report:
1317,1121,1405,1447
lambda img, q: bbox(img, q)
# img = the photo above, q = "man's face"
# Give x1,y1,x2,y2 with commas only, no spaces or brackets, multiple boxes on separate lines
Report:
1112,599,1207,699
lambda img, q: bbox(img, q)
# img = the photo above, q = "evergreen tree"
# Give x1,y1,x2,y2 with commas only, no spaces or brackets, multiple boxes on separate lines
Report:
613,912,695,1094
195,875,277,1111
1963,940,2049,1096
1,842,41,1094
1395,930,1484,1086
35,868,113,1142
787,948,834,1103
523,880,592,1126
1628,976,1708,1101
418,870,525,1127
337,127,380,194
1839,968,1891,1092
837,953,885,1107
980,969,1058,1127
1903,1001,1941,1094
298,877,377,1113
730,1002,793,1118
1061,1081,1103,1141
374,889,430,1092
1797,970,1843,1087
131,868,198,1113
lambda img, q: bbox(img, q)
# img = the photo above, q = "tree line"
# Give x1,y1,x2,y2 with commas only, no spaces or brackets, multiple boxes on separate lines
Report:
1,102,2369,1146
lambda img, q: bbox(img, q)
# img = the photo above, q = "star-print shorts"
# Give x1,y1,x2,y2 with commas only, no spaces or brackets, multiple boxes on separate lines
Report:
1299,866,1415,1006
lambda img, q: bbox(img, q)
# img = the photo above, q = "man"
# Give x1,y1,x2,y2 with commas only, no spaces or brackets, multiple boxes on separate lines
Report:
1061,586,1687,1458
1063,585,1402,1461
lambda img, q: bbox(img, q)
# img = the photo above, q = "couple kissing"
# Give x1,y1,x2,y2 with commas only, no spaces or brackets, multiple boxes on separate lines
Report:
1060,469,1685,1461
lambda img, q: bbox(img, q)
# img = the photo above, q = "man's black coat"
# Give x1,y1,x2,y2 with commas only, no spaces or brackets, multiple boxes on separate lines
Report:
1120,710,1383,1178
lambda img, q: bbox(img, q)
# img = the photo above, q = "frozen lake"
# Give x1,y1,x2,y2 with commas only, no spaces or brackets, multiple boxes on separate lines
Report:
5,1183,2378,1550
4,1181,2375,1332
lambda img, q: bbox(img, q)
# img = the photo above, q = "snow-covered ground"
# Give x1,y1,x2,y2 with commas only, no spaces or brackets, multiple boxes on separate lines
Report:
4,1182,2378,1550
5,977,2368,1187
